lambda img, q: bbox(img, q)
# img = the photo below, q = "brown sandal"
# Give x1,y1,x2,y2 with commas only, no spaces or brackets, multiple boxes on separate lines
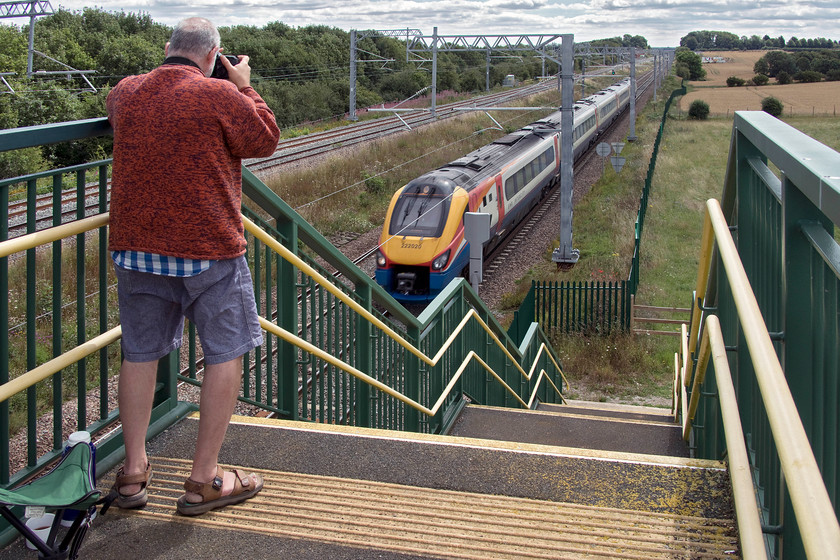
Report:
113,462,152,509
176,467,263,516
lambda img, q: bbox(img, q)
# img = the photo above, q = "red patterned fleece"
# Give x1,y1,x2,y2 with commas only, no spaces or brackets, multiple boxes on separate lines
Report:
107,63,280,260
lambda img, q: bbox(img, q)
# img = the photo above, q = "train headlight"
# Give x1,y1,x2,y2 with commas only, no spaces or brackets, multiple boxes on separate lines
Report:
431,250,451,271
376,249,387,268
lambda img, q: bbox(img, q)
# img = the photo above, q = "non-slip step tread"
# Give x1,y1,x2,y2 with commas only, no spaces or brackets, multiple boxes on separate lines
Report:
92,456,738,560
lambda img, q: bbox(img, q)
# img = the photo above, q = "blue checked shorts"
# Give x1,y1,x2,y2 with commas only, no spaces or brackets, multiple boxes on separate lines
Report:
114,255,263,365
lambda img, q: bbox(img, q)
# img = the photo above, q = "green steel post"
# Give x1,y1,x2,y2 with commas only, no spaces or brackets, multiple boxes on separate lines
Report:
781,176,832,560
405,324,421,432
734,128,763,430
152,350,179,415
26,179,37,464
355,283,372,428
276,218,298,420
781,173,830,438
98,165,109,420
52,174,63,449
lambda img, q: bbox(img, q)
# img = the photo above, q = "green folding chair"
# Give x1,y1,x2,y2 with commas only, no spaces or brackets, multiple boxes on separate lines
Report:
0,442,113,559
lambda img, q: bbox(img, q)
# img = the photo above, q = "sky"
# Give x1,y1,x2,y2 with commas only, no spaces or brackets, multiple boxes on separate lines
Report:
31,0,840,47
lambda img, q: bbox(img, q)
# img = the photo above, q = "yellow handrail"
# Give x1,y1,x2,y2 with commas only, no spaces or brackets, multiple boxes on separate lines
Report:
701,315,765,560
0,213,110,259
0,213,565,415
686,198,840,557
0,327,122,404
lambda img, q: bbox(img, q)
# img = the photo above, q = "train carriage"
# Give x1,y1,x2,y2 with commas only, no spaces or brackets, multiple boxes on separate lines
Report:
376,78,632,303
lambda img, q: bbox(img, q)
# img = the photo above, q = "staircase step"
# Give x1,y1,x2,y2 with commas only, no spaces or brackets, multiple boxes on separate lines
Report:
450,404,688,457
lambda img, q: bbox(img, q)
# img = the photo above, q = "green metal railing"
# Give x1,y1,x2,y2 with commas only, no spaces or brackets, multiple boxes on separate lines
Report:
0,118,566,507
681,111,840,560
515,80,687,334
530,280,630,334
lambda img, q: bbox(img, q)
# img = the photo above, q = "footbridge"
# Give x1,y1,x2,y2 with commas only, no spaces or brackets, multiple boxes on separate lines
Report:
0,109,839,558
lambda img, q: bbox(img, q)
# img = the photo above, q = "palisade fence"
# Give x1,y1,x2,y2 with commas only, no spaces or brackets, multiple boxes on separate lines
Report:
509,80,687,337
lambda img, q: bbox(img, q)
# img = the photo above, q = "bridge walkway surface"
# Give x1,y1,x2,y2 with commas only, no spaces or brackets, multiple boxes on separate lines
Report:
0,401,736,559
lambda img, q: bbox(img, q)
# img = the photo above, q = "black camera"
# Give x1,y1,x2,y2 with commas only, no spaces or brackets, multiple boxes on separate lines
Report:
211,54,240,80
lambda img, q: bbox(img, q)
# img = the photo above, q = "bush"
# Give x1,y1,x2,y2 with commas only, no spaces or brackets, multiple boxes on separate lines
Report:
361,171,387,195
795,70,823,83
688,99,710,120
752,74,769,86
726,76,746,87
777,71,792,85
761,96,784,117
827,69,840,82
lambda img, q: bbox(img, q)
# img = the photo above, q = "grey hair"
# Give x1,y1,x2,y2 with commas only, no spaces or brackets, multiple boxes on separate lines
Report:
168,17,220,57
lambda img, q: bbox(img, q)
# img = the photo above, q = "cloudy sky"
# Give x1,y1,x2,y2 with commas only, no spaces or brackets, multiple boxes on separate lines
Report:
43,0,840,47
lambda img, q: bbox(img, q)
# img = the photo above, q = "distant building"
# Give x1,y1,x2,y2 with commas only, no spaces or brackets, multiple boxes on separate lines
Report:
503,74,516,87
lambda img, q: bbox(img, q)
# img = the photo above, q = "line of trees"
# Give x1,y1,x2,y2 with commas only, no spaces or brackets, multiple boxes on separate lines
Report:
680,30,839,51
0,8,566,178
753,49,840,83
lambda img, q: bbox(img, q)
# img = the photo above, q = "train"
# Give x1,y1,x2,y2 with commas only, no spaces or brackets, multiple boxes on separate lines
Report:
375,77,632,303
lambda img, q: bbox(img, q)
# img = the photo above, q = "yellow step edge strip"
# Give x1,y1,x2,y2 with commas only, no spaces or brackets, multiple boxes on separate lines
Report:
466,403,680,428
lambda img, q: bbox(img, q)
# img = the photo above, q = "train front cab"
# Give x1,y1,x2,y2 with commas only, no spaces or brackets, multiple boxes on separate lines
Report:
376,179,470,303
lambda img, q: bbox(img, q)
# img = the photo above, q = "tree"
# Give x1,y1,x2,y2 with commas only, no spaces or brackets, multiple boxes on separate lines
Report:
675,48,706,80
752,74,769,86
726,76,745,87
795,70,822,83
761,96,783,117
688,99,710,120
763,51,797,77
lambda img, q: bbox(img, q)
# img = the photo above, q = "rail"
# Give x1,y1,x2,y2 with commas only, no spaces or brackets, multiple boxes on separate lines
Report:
0,118,567,549
677,111,840,560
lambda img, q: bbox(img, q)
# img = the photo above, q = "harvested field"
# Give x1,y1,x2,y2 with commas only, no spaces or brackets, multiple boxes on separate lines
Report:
696,50,765,86
681,81,840,116
679,50,840,116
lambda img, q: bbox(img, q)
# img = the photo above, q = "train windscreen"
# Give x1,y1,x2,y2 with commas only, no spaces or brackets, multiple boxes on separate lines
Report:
388,189,449,238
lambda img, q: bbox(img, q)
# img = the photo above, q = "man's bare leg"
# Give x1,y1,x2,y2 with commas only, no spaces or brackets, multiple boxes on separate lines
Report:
185,356,244,500
117,359,158,494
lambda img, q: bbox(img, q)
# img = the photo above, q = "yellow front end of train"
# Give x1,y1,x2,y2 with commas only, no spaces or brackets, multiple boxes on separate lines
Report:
376,180,470,302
